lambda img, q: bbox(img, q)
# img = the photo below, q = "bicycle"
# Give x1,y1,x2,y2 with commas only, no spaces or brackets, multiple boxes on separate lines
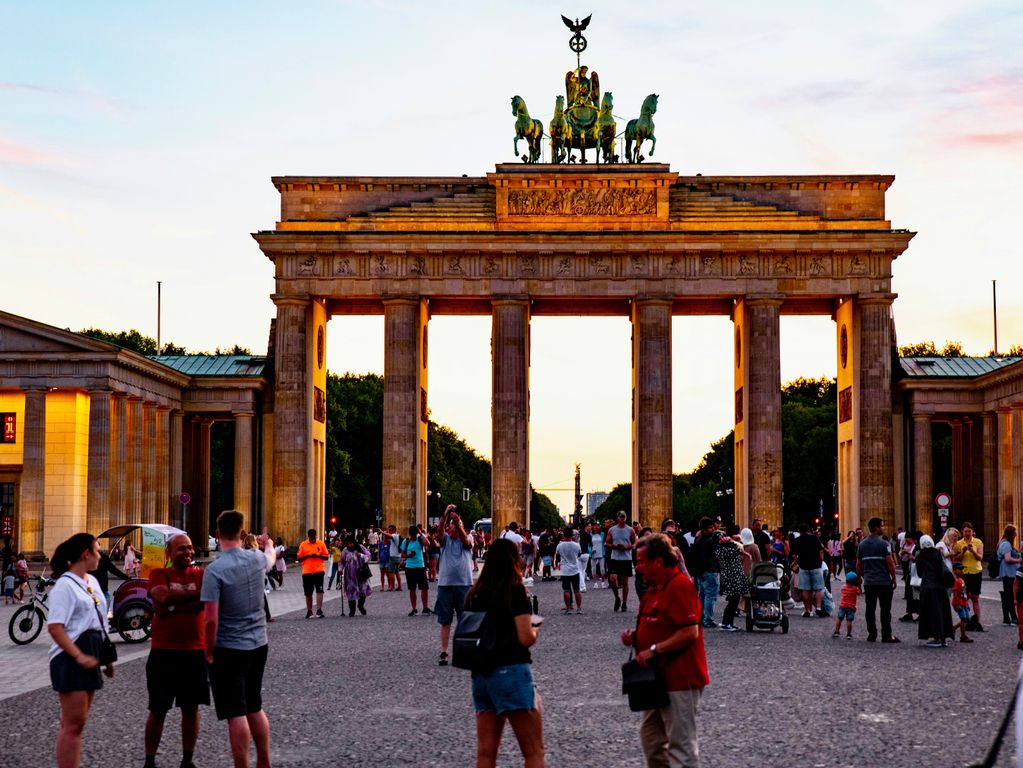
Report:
8,576,55,645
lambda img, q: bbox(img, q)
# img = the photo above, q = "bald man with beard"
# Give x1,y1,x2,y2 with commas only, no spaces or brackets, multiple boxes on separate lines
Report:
144,533,208,768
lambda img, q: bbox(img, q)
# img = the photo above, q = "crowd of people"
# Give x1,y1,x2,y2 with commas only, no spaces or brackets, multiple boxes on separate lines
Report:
36,506,1020,768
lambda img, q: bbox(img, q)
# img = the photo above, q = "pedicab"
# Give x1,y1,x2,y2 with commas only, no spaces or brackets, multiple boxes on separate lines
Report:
96,523,186,643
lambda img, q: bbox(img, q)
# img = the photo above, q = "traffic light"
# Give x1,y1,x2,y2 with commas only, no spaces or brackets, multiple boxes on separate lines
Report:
330,516,337,525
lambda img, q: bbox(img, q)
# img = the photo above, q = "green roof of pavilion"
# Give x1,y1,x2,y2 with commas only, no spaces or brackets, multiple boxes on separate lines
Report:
899,356,1022,378
149,355,267,377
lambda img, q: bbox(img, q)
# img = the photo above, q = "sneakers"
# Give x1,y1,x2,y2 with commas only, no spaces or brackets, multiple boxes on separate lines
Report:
802,611,812,618
832,631,841,638
576,608,583,614
620,603,628,612
316,609,325,619
925,640,945,648
719,624,738,632
438,652,449,667
305,610,313,619
815,610,828,618
408,609,418,616
881,636,901,643
702,620,718,629
845,634,853,639
421,607,434,616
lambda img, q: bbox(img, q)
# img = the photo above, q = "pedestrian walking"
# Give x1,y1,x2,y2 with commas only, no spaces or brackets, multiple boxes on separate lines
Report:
914,535,955,648
555,528,583,614
621,533,709,768
690,518,721,628
272,538,286,588
143,533,208,768
465,537,544,768
382,525,403,591
327,540,344,591
996,525,1021,625
340,536,371,616
401,525,432,616
435,505,473,666
790,523,826,618
201,510,276,768
715,533,750,632
590,521,607,588
297,528,329,619
855,517,900,643
520,529,537,579
833,572,860,638
46,533,116,768
607,511,638,612
951,563,974,643
955,522,985,631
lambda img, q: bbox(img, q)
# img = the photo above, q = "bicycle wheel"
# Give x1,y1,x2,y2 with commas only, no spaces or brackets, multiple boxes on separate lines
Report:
115,600,152,643
9,605,45,645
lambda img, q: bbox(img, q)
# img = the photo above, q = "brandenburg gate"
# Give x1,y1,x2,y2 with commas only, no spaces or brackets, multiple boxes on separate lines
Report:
254,164,914,544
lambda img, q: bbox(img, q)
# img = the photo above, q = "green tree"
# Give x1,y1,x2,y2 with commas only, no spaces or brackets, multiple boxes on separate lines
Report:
427,423,491,527
898,340,967,358
325,373,384,529
530,489,563,530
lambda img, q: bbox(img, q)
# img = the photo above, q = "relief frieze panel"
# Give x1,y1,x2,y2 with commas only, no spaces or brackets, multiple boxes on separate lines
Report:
507,188,657,216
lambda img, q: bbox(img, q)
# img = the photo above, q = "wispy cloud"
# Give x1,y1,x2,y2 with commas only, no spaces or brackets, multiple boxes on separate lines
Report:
0,138,63,166
954,130,1023,146
0,80,132,114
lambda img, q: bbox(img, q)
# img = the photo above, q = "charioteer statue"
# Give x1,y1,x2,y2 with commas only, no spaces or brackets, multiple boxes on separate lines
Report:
510,13,659,165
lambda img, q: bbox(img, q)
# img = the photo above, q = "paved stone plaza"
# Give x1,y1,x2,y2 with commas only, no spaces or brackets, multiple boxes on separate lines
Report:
0,568,1018,767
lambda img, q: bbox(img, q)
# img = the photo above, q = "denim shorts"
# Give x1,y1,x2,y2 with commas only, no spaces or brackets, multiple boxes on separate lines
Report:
434,585,469,626
837,606,856,621
956,606,971,620
471,663,536,714
797,567,824,591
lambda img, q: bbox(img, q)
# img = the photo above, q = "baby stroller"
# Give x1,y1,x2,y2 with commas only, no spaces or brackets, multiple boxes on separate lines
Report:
746,561,789,634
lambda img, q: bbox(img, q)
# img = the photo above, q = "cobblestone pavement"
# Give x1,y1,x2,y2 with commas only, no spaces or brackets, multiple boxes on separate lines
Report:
0,568,1018,767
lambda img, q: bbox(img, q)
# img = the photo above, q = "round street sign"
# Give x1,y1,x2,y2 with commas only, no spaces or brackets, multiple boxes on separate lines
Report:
934,492,952,509
179,492,192,505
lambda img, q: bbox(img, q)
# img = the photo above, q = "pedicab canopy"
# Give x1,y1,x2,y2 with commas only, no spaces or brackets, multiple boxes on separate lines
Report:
96,523,186,580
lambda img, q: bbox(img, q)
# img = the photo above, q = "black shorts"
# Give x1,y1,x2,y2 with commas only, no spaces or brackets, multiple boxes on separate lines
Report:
302,572,325,597
50,630,104,693
209,645,268,721
609,559,633,578
560,574,580,593
146,649,210,712
962,573,983,597
405,567,428,592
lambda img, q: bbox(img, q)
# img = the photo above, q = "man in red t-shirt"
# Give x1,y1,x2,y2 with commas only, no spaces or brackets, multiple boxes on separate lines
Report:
144,533,207,768
621,532,709,768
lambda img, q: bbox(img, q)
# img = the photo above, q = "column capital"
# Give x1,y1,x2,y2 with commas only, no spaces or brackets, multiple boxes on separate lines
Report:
87,388,114,396
743,295,785,309
855,292,897,307
912,412,932,423
233,411,256,420
155,403,171,413
271,293,311,308
22,386,48,395
491,296,530,307
383,295,424,307
632,295,673,307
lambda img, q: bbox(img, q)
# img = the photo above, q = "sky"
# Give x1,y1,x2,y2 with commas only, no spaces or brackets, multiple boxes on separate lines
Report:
2,1,1021,517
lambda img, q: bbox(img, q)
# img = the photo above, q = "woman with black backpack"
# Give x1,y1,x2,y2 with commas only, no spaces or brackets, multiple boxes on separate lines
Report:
463,537,544,768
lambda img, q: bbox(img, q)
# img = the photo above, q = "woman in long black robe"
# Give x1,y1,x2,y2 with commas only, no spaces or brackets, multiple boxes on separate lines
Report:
916,535,954,646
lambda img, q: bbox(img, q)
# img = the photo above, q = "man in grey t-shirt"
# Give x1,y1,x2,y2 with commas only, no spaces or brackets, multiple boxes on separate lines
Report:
855,516,899,643
201,510,276,766
435,505,474,666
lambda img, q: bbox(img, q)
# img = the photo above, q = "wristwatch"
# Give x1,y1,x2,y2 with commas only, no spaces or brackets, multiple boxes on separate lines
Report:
649,643,658,655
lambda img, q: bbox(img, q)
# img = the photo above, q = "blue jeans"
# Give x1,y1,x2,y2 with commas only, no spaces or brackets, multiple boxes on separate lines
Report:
697,572,719,625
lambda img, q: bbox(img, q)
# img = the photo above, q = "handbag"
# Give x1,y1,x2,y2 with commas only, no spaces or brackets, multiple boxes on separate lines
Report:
940,563,955,589
356,557,372,583
909,562,922,588
621,610,669,712
62,574,117,665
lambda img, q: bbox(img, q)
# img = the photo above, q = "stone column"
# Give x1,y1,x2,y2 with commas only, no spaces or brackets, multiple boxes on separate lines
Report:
197,418,212,549
110,393,127,528
169,410,184,529
1014,406,1023,532
234,412,255,515
745,298,783,530
19,388,46,555
912,413,932,532
996,408,1014,533
155,407,170,525
126,397,143,522
271,296,311,545
142,401,157,520
86,389,112,534
857,297,896,529
631,298,672,529
982,412,997,542
492,299,530,531
383,298,428,531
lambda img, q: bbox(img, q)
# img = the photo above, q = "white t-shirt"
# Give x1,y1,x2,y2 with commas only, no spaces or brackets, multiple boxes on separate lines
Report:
502,530,523,549
46,572,107,662
936,541,953,572
556,541,582,576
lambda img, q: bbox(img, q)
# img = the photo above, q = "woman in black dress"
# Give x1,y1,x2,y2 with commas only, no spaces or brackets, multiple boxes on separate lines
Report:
915,534,954,647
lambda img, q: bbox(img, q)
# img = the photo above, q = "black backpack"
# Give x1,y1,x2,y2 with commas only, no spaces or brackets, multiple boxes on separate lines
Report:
987,549,1001,580
451,610,498,670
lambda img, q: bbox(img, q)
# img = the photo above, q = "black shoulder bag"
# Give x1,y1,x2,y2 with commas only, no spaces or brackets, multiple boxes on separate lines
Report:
621,610,669,712
63,574,117,666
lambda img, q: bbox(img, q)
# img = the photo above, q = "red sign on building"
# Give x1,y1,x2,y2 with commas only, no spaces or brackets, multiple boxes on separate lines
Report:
1,413,15,444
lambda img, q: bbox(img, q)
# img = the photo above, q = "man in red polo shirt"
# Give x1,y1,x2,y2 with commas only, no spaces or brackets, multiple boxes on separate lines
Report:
144,533,207,768
621,532,709,768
